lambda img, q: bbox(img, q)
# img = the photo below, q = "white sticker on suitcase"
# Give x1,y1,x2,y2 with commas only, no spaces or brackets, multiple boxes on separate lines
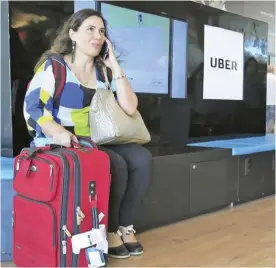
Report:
71,224,107,254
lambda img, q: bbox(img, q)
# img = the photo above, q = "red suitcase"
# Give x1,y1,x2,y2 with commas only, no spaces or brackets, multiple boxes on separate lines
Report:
12,139,111,267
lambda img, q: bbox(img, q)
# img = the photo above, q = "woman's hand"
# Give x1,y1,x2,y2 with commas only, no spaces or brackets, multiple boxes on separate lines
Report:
101,38,122,75
52,130,79,147
41,121,79,147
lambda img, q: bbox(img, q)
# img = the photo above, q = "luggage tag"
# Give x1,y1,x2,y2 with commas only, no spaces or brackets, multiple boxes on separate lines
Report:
85,247,105,268
95,238,108,254
71,228,105,254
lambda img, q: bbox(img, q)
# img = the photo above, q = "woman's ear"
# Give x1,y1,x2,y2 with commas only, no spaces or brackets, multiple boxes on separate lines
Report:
69,28,76,42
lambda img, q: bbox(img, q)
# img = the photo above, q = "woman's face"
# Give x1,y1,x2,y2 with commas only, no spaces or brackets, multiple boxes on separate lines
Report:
70,15,106,58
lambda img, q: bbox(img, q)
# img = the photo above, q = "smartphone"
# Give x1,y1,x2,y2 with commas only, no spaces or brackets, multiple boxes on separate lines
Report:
100,41,109,60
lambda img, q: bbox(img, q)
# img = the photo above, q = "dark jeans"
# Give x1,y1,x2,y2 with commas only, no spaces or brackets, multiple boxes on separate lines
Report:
99,143,152,232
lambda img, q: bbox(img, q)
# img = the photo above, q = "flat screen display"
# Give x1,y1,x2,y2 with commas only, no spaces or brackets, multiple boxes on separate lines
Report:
171,19,188,99
101,3,170,94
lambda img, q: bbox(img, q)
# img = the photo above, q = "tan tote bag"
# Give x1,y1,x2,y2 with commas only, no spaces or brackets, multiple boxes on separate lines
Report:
89,67,151,145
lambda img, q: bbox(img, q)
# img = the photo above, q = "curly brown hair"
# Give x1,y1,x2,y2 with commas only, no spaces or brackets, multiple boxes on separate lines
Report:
34,8,110,72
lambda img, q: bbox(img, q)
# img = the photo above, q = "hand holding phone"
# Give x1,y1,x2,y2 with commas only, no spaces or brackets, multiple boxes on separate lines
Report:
100,38,119,71
100,41,109,60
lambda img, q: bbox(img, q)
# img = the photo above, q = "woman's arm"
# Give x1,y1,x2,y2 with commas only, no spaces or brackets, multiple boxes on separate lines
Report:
42,121,78,145
24,59,78,146
41,121,68,137
102,38,138,116
111,64,138,116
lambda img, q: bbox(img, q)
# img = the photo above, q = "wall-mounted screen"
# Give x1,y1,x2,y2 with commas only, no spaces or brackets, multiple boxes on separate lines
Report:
171,19,188,99
101,3,170,94
203,25,244,100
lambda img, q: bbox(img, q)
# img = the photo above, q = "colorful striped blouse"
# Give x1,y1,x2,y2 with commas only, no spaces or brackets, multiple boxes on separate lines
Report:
23,57,116,139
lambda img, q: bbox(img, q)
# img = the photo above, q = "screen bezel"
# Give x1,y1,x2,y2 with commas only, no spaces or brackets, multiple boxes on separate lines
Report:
169,18,188,99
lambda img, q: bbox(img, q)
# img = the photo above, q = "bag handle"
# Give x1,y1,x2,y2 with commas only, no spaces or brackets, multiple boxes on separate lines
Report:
77,136,98,149
102,66,111,91
27,137,97,158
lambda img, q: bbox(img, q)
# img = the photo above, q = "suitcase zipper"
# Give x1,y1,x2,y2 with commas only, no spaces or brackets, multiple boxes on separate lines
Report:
16,154,55,190
71,152,81,268
33,156,55,189
15,194,57,246
57,150,81,268
43,151,70,268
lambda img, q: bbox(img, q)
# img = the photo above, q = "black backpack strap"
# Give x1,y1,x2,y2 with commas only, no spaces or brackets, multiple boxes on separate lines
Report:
49,54,67,101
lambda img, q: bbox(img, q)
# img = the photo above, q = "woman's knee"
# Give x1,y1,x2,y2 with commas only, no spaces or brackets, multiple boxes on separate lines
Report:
127,145,152,188
136,146,152,168
100,147,128,183
127,144,153,173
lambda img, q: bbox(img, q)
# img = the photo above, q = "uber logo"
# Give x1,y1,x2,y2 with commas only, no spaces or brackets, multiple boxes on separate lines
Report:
203,25,244,100
210,57,237,71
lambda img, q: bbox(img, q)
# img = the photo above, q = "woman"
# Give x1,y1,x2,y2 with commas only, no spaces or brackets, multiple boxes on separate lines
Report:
24,9,152,259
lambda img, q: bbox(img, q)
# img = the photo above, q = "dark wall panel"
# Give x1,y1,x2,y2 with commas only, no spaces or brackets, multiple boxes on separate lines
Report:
7,1,268,155
1,1,13,156
104,1,268,145
8,1,74,155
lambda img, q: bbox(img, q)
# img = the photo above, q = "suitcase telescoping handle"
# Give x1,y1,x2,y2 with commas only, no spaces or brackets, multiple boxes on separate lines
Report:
89,181,100,229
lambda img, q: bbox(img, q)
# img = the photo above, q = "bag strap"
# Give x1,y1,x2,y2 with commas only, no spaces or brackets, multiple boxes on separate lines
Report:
50,54,67,101
102,66,111,90
102,65,118,99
